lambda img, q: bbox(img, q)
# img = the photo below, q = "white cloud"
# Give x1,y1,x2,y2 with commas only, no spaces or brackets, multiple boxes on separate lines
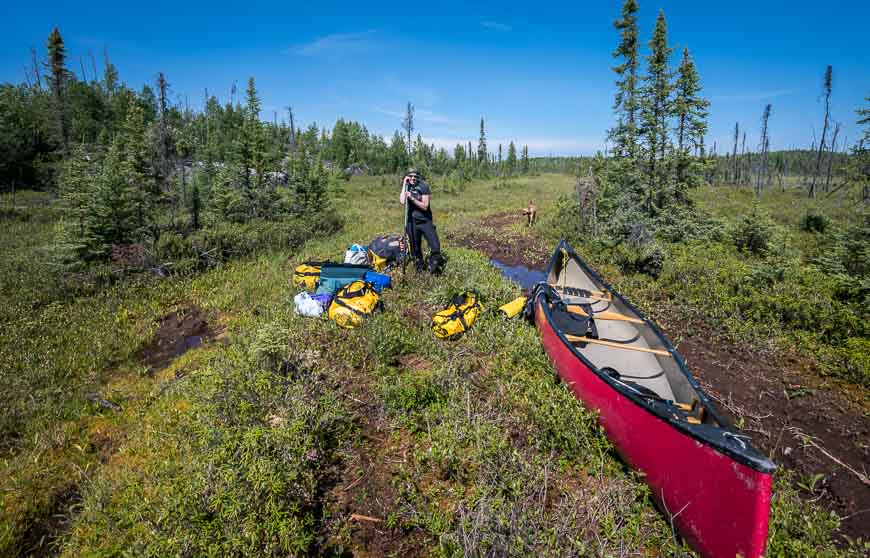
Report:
290,30,378,57
373,107,454,125
481,21,512,32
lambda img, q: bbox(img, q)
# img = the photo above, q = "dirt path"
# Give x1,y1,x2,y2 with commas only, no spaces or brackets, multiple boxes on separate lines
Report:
449,211,870,542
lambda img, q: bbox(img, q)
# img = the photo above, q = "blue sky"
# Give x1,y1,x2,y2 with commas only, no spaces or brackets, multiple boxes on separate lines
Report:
2,1,868,155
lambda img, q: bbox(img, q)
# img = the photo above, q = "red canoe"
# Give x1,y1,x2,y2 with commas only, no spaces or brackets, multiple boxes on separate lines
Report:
532,241,775,558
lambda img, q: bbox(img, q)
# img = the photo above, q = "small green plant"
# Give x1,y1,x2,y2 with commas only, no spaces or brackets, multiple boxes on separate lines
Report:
733,208,776,255
800,212,831,234
796,473,826,496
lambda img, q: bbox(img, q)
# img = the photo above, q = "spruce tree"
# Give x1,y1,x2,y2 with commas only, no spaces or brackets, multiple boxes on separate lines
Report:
477,117,488,175
403,102,414,157
118,103,156,238
46,27,70,152
672,47,708,189
58,144,94,240
454,143,466,167
638,10,673,212
156,72,172,187
506,141,517,175
610,0,640,159
86,123,145,257
520,145,530,174
190,182,201,229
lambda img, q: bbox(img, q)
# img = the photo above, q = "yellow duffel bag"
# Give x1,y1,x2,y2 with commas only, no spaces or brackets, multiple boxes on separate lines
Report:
431,292,483,340
292,261,326,291
498,296,528,319
328,280,383,329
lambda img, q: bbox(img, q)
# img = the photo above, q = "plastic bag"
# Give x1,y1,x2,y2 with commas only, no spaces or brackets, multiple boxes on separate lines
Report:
294,291,323,317
344,244,370,265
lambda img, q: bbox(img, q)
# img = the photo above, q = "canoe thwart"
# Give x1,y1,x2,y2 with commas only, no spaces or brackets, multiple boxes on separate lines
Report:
564,334,673,358
565,305,645,325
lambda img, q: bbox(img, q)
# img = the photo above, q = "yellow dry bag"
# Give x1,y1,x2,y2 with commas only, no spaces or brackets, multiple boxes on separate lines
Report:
328,280,383,329
498,296,527,319
292,262,324,291
431,292,483,340
368,249,389,272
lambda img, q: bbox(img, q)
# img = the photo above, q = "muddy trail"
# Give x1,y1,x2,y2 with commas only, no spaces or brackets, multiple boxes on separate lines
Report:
449,211,870,542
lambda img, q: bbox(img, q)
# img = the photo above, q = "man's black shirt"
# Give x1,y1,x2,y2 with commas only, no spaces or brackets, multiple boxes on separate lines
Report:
407,180,433,221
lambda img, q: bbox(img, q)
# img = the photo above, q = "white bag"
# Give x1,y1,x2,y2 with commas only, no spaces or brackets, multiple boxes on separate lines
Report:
294,291,323,317
344,244,370,265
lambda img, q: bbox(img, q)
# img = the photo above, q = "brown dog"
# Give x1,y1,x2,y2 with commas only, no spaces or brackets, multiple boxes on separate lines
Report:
521,200,537,227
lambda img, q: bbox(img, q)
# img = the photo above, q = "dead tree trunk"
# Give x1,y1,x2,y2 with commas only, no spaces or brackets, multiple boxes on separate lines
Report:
731,123,739,184
29,47,42,90
824,123,840,193
810,65,833,198
756,104,771,196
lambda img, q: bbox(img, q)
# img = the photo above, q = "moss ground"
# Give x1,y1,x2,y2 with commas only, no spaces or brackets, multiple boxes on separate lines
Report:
0,177,865,556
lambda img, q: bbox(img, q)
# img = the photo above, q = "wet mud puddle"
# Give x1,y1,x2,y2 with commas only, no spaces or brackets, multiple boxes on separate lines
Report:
491,259,547,291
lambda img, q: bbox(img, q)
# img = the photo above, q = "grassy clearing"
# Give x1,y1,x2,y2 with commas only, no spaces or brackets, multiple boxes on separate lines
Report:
1,175,865,556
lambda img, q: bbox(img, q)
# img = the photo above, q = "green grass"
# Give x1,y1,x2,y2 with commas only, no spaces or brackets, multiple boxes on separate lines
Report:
0,175,865,556
544,184,869,388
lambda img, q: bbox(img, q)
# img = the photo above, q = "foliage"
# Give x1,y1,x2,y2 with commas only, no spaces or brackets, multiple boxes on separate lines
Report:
732,206,778,255
800,212,831,234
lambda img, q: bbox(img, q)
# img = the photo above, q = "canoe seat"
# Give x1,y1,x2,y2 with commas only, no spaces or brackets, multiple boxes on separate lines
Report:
549,302,598,338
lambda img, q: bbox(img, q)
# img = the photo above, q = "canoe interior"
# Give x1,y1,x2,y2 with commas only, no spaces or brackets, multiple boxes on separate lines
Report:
549,249,715,426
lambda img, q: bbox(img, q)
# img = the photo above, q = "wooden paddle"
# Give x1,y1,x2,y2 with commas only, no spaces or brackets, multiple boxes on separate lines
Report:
565,305,645,325
564,334,673,357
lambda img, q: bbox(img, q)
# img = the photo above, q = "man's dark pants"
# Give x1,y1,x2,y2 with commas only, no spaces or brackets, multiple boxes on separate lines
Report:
407,216,442,271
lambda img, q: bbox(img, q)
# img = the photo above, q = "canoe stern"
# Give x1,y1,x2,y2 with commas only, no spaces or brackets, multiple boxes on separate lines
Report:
535,300,772,558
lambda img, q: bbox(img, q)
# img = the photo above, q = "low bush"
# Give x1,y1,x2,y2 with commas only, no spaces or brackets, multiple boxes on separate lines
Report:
733,208,777,255
613,241,665,278
800,212,831,234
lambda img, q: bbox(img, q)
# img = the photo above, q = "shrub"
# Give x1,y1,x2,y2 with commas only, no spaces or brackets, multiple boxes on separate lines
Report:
800,212,831,233
614,241,665,278
154,231,196,262
733,208,776,255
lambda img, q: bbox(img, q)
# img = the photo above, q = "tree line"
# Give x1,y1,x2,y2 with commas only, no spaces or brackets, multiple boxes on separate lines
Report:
0,27,545,268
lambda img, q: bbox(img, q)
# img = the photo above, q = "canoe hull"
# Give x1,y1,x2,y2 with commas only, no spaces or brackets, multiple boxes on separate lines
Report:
535,300,772,558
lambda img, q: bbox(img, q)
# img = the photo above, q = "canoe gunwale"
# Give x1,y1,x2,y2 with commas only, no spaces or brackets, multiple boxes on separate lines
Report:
539,240,776,474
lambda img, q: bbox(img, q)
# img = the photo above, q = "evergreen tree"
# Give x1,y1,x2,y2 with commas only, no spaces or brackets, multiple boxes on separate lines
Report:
118,103,156,238
156,72,172,186
209,161,248,223
672,47,708,190
520,144,530,174
610,0,640,159
506,141,518,175
103,49,118,98
403,102,414,157
84,134,145,259
858,95,870,146
46,27,71,152
388,131,408,173
638,10,674,212
190,182,201,229
454,143,466,167
477,117,488,175
58,144,94,240
232,77,267,214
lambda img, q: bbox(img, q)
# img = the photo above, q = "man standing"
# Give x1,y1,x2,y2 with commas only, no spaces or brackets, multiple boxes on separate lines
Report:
400,168,443,273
